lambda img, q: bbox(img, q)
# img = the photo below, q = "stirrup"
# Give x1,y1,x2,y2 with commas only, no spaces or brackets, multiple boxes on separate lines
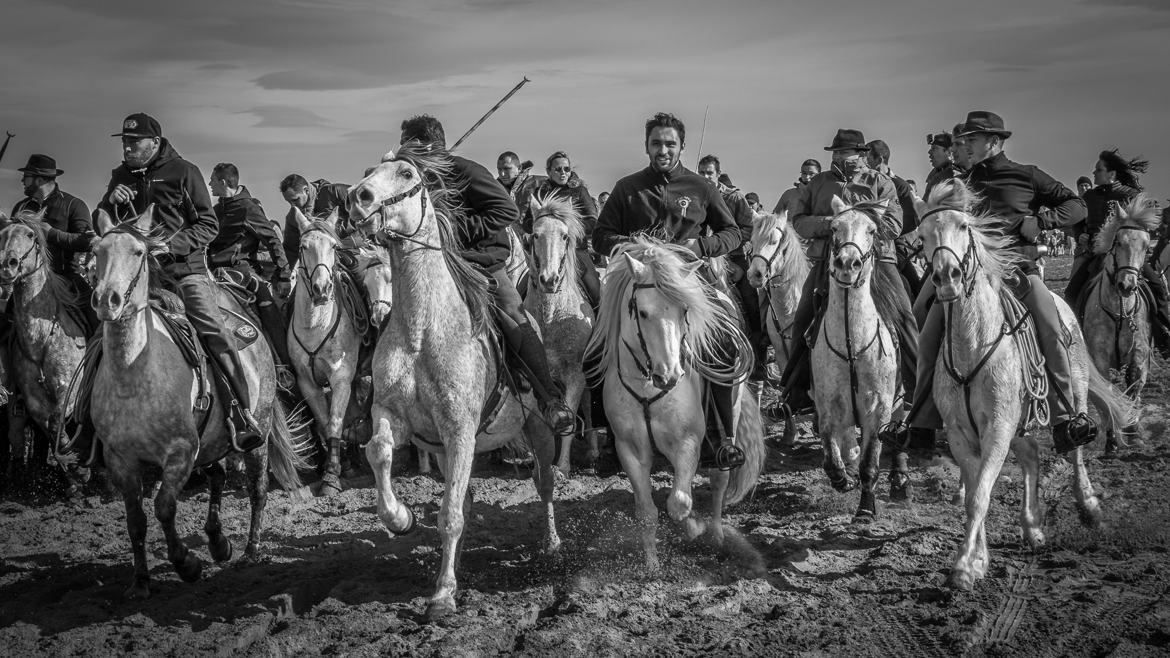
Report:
228,403,265,453
1053,412,1097,454
541,399,576,436
878,420,909,449
275,365,296,392
714,438,746,471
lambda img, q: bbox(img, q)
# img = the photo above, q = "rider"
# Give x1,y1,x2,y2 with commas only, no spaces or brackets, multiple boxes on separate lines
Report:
279,174,353,272
867,139,924,300
906,111,1093,453
397,115,577,437
496,151,543,213
696,154,766,380
87,113,264,453
593,112,748,469
520,150,603,310
773,159,821,217
923,132,963,202
2,154,98,400
777,129,920,433
1062,149,1170,356
207,163,297,388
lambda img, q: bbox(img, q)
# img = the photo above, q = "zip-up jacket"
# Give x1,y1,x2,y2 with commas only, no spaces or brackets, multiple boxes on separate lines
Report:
210,186,291,282
282,179,352,269
791,165,903,263
12,185,93,276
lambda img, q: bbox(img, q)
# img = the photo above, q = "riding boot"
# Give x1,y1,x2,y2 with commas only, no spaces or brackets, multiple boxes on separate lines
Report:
510,320,576,436
254,281,295,390
576,248,601,315
777,270,822,416
1141,265,1170,358
212,351,265,452
700,383,745,470
905,298,945,430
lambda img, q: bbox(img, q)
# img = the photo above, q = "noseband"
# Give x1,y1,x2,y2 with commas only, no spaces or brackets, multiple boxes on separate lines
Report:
1106,225,1150,288
920,206,979,298
299,227,339,302
1,233,42,286
356,177,441,252
829,238,875,289
91,250,147,317
749,229,784,284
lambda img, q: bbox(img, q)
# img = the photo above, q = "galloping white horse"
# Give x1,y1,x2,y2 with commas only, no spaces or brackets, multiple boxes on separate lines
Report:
348,144,560,621
916,180,1136,591
585,237,766,570
523,194,595,474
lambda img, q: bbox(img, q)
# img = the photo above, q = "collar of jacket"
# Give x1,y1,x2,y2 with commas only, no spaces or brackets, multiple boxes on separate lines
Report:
124,139,179,176
1096,182,1141,198
972,151,1010,175
643,162,686,182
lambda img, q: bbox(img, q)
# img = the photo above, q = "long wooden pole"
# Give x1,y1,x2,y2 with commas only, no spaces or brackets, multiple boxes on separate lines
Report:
0,132,13,166
694,105,709,167
450,77,531,150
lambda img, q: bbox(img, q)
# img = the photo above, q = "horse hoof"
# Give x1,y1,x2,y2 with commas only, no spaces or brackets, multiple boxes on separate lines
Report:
124,580,151,600
1024,528,1046,549
553,467,570,485
1077,499,1103,529
318,476,343,497
389,507,417,536
947,569,975,591
176,554,203,583
889,483,911,502
425,599,457,623
209,535,233,563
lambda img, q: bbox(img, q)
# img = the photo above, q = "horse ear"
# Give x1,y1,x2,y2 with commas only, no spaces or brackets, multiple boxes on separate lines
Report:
622,252,649,282
913,198,929,220
682,259,704,276
95,208,115,236
324,207,340,230
528,196,541,217
27,207,47,224
830,195,849,216
134,204,154,233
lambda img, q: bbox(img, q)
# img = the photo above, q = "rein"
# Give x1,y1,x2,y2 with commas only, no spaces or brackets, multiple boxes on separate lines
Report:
358,178,442,252
617,282,686,448
820,285,886,430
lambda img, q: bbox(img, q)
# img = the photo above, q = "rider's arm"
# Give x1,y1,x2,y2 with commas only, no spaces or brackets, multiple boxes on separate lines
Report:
246,201,292,283
454,157,519,247
575,185,599,244
874,174,904,240
791,179,832,239
168,163,219,257
44,196,96,252
1032,168,1087,230
593,184,627,257
695,189,740,258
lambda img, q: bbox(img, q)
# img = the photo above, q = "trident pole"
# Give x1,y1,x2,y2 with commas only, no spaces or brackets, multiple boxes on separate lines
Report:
450,77,531,150
0,132,13,166
694,105,709,168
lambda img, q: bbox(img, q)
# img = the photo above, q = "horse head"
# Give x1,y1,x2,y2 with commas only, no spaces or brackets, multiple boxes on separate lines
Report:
348,143,450,249
92,205,154,321
529,194,583,294
1096,194,1158,298
0,207,47,286
294,207,340,305
358,245,393,327
746,210,788,289
619,248,701,391
828,195,887,289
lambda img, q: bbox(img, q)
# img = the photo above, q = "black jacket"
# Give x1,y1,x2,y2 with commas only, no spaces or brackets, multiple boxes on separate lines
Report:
1081,183,1141,244
715,183,754,259
594,164,739,258
967,152,1086,236
98,140,218,277
210,186,291,282
451,155,517,271
521,177,599,241
282,179,352,269
11,185,93,276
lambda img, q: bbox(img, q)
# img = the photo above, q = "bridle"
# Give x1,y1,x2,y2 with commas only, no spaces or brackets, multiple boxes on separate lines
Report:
298,227,339,303
829,223,876,290
920,206,979,299
1104,225,1149,291
354,174,441,252
0,225,43,287
531,213,570,293
749,227,784,287
90,244,147,320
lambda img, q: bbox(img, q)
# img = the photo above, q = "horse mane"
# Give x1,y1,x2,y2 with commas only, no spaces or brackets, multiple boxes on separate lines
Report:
530,192,584,298
7,210,84,308
584,235,751,385
105,221,178,296
389,142,495,336
354,242,392,270
1093,193,1160,255
832,195,900,242
922,178,1023,289
750,211,810,283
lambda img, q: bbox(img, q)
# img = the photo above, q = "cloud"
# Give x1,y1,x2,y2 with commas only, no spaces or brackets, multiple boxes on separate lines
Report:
242,106,329,128
253,70,390,92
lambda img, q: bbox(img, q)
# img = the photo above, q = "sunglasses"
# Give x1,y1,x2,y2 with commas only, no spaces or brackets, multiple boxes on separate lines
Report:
551,166,571,173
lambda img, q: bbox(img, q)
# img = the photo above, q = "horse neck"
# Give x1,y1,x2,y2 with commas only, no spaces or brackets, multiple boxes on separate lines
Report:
12,264,58,325
387,236,467,340
102,304,152,371
943,272,1007,365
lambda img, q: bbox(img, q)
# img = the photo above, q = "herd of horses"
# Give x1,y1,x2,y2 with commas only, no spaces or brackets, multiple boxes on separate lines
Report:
0,144,1161,621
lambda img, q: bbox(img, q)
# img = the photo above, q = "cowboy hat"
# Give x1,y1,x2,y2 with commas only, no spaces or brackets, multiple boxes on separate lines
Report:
17,154,64,177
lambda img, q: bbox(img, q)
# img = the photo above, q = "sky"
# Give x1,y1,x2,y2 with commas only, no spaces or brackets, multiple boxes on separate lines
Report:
2,0,1169,217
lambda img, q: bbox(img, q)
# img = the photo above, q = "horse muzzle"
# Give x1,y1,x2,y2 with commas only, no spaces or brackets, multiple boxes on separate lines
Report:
538,273,560,293
746,265,766,289
651,372,681,390
1116,273,1138,297
92,288,127,321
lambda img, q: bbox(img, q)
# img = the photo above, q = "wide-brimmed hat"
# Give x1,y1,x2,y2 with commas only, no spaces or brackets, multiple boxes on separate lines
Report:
111,112,163,139
824,129,869,152
17,154,64,178
955,111,1012,138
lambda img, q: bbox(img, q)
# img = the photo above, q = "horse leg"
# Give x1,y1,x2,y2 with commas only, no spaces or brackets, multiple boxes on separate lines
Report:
321,380,351,495
416,445,432,475
427,433,476,622
556,380,584,475
707,467,729,549
297,382,336,490
155,449,202,583
887,402,911,501
203,461,233,563
524,410,562,555
1012,431,1045,549
615,432,660,571
581,389,599,470
855,424,882,520
820,423,856,492
666,436,704,541
1071,446,1103,528
949,426,1011,590
241,438,269,561
108,452,151,599
367,409,415,534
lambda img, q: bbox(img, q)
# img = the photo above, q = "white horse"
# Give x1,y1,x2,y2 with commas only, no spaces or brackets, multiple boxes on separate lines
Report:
811,197,904,519
348,144,560,621
585,236,766,570
917,180,1136,591
523,194,595,474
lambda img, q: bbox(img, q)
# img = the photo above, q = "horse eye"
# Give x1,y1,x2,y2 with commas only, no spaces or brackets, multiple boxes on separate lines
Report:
399,169,413,180
638,310,648,320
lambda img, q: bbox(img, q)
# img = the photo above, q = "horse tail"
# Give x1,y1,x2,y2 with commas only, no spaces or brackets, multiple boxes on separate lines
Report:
724,390,767,505
1086,360,1140,446
267,396,313,501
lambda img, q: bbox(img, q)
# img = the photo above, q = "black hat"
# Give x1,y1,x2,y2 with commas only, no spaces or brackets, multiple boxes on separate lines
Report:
111,112,163,139
824,129,869,152
1076,176,1092,186
955,111,1012,138
927,132,954,149
17,154,64,178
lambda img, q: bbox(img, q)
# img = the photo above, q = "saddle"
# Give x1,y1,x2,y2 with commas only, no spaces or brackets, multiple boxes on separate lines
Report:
998,277,1050,430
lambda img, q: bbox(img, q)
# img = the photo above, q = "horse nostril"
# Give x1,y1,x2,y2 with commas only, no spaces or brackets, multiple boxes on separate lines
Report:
5,258,17,270
832,257,844,271
357,187,375,206
108,292,122,308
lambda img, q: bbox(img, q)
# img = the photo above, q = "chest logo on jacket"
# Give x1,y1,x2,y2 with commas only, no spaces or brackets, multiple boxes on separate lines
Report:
677,196,691,216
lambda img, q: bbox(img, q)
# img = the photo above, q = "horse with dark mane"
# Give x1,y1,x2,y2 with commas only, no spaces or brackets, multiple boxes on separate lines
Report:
348,143,560,621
